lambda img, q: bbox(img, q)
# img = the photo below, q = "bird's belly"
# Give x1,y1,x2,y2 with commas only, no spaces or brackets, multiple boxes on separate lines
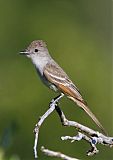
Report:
41,76,58,92
42,77,58,92
49,84,58,92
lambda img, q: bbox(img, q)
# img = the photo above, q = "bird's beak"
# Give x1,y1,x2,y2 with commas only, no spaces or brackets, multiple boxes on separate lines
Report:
19,50,29,55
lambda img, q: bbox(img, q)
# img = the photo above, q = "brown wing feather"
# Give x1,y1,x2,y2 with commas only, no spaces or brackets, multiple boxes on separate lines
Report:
44,62,82,100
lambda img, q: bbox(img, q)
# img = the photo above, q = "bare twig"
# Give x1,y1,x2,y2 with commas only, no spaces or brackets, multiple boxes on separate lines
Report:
33,93,64,158
55,105,113,156
61,133,99,156
41,146,80,160
33,96,113,159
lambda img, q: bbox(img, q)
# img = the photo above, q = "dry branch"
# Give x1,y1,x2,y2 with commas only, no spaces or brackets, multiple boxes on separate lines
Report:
33,94,64,158
33,95,113,159
55,105,113,156
41,146,80,160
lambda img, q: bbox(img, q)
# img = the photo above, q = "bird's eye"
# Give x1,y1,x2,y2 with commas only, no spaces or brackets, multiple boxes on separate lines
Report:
34,49,38,52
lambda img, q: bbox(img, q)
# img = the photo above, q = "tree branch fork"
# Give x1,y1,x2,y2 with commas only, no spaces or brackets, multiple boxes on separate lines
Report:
33,94,113,159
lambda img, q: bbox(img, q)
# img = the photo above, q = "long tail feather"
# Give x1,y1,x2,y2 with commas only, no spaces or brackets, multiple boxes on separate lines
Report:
68,96,107,135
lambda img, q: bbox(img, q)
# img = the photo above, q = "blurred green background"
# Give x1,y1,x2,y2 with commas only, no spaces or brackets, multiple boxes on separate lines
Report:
0,0,112,160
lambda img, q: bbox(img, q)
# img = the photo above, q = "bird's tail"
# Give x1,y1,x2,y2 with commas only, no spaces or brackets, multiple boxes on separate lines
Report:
68,96,107,135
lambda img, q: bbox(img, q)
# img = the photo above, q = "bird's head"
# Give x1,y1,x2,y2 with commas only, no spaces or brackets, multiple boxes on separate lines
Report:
19,40,48,58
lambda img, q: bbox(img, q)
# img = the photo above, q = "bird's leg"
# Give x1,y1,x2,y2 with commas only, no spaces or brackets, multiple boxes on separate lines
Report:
33,93,64,158
49,93,64,106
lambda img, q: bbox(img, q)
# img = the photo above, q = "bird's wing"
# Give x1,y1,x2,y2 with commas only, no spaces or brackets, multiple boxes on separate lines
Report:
43,62,107,135
43,62,83,100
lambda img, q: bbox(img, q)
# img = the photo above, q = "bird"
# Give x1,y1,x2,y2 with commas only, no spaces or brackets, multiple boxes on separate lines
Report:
19,40,106,135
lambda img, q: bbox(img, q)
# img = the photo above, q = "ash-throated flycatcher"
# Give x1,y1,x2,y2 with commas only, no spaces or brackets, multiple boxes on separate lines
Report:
20,40,106,135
